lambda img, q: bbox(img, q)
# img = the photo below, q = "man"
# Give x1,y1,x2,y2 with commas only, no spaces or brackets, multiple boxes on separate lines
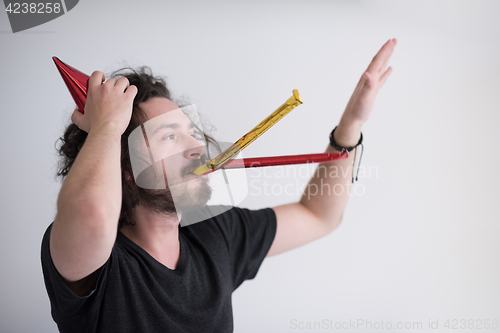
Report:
41,39,397,332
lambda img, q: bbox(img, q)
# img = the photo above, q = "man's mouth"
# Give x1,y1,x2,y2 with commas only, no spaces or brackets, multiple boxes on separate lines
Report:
185,163,203,175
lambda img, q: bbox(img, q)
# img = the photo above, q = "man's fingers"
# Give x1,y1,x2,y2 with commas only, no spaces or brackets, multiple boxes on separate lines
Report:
379,66,393,87
115,77,130,92
104,78,118,86
378,39,397,74
88,71,105,88
125,84,138,100
367,39,395,74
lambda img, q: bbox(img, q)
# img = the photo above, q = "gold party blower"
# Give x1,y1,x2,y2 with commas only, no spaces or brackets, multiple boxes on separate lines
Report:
193,89,303,175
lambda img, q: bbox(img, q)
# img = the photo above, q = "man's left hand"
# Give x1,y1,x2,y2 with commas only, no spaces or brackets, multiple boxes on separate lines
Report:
341,38,397,127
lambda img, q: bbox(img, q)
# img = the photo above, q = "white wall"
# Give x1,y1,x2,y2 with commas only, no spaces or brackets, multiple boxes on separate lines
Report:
1,1,499,332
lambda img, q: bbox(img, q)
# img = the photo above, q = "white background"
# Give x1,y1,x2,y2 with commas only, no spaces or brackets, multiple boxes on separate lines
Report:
1,1,499,332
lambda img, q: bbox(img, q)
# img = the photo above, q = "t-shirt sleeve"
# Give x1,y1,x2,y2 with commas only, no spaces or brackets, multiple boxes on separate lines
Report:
40,223,111,332
217,207,277,290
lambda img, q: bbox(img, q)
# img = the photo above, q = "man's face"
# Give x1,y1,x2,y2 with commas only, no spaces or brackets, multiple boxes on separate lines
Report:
129,97,212,214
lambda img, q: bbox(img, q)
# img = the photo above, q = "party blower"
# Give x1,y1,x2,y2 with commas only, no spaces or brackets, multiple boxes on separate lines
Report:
53,57,349,174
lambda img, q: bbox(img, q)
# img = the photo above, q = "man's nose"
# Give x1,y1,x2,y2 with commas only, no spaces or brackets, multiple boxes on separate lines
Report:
183,134,206,159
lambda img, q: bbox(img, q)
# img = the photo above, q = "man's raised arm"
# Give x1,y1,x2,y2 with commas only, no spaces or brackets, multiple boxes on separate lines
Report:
50,71,137,284
268,38,397,257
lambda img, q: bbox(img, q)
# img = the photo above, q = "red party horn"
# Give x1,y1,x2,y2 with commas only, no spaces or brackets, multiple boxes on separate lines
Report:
53,57,90,113
201,151,349,175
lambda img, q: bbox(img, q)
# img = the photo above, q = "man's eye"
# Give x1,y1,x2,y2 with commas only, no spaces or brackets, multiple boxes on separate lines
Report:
163,134,175,140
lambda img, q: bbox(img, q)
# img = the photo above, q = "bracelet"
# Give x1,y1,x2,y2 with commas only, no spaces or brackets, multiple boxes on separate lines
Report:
329,126,363,152
329,126,364,183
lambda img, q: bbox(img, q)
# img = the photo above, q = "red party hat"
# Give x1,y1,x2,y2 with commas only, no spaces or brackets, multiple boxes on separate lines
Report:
52,57,90,113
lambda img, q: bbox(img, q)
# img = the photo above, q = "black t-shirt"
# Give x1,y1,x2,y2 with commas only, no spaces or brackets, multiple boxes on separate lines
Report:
41,206,277,333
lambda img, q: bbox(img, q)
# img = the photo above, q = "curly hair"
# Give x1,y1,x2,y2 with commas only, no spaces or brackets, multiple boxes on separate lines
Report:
55,67,218,229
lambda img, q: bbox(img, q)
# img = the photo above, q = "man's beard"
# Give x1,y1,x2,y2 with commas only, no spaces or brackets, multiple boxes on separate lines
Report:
134,159,212,216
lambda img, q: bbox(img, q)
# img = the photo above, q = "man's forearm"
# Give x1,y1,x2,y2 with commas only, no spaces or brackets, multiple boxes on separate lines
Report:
56,125,123,228
299,120,362,229
50,125,124,282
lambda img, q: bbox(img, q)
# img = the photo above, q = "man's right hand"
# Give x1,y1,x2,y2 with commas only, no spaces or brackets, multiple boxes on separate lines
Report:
71,71,138,135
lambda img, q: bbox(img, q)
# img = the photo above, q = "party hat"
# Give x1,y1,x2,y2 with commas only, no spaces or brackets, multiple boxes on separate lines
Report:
52,57,90,113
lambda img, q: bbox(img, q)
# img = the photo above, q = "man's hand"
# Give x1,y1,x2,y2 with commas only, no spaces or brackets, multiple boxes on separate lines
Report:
341,39,397,125
334,38,397,146
71,71,138,135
